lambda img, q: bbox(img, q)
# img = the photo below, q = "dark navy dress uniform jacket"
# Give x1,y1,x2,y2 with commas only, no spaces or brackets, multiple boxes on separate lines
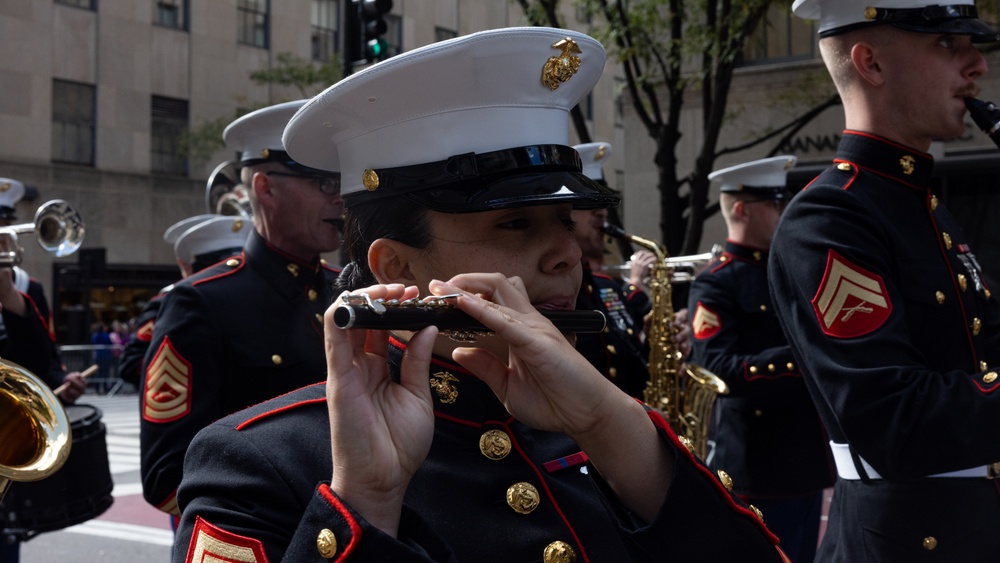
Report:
689,241,834,498
173,338,788,563
139,229,339,515
769,131,1000,562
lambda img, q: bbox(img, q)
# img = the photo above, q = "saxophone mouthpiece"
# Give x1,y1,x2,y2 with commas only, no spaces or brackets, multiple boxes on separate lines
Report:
964,97,1000,149
601,222,629,240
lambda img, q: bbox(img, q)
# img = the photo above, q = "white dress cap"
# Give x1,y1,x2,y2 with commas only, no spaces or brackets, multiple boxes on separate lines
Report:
574,142,613,182
173,215,251,264
164,214,219,245
224,100,338,174
709,155,797,199
284,27,619,212
792,0,999,41
0,178,26,220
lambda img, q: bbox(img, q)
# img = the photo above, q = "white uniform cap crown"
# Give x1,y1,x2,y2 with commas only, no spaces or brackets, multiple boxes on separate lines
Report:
224,100,338,172
709,155,797,196
574,142,613,182
284,27,609,204
173,215,251,263
0,178,26,217
164,214,219,245
792,0,998,41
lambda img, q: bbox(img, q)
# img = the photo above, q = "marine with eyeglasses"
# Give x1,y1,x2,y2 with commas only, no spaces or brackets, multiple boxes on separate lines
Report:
139,100,344,520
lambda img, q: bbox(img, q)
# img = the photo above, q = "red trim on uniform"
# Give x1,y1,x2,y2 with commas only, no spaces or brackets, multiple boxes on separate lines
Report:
318,484,362,562
543,451,589,473
136,319,155,342
644,408,781,545
234,382,327,431
143,336,193,423
19,290,55,342
692,301,722,340
708,256,732,275
185,516,269,563
811,249,892,339
972,378,1000,394
191,252,247,287
741,365,800,383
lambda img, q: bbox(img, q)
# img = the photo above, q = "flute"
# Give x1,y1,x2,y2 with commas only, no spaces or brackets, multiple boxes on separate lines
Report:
333,293,606,341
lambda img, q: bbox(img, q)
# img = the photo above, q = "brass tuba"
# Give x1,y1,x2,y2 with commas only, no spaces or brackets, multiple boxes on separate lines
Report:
0,200,85,266
205,160,252,219
602,224,728,458
0,359,72,504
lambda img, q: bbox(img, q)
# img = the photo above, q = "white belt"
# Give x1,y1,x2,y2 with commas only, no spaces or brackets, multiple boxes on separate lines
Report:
829,442,998,480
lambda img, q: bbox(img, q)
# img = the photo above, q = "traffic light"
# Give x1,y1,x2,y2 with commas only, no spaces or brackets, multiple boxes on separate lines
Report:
360,0,392,63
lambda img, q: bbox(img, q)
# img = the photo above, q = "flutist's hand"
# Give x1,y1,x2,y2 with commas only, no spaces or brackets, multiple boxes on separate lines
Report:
55,371,87,404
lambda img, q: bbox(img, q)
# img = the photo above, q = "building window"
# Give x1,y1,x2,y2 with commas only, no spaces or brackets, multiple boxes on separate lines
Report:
151,96,189,175
52,80,95,166
741,6,816,65
55,0,95,9
238,0,269,48
614,77,625,128
434,27,457,43
383,13,403,57
615,170,625,193
154,0,188,30
311,0,338,61
582,92,593,121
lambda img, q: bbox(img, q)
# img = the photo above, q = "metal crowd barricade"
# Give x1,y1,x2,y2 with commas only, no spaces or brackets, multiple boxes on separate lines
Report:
58,344,127,396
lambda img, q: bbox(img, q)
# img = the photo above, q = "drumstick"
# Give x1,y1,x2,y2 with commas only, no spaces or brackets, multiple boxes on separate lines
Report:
54,364,99,396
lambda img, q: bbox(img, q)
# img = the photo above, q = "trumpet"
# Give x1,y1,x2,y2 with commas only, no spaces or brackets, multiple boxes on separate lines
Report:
0,358,72,504
0,200,85,266
600,248,719,283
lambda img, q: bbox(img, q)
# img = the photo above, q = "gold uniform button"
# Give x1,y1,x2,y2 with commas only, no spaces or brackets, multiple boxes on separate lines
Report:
316,314,323,323
749,366,758,375
923,536,938,551
786,362,795,371
958,274,968,292
749,504,764,523
759,304,767,312
837,162,852,172
543,541,577,563
507,482,541,515
982,361,990,372
984,372,997,384
272,354,283,366
479,429,512,461
609,367,617,378
316,528,337,558
767,364,776,373
754,409,763,417
930,195,939,210
308,289,318,302
943,232,953,250
935,291,946,304
717,469,733,492
606,344,617,355
987,289,993,299
226,258,239,267
973,317,982,336
287,263,300,277
753,251,762,261
626,328,634,336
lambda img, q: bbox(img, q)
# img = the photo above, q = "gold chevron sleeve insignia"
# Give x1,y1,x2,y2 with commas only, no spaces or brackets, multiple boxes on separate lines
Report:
143,335,192,423
811,249,892,338
136,319,155,342
185,516,268,563
692,302,722,340
157,492,181,517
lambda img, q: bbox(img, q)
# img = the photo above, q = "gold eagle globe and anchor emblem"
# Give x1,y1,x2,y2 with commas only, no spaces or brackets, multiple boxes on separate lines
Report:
429,371,460,404
899,154,916,175
541,38,583,91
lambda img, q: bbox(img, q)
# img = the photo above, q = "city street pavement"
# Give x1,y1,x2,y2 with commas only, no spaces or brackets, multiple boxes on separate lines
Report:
16,393,174,563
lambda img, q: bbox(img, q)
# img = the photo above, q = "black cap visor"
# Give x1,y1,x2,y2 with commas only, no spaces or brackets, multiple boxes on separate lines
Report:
344,145,621,213
823,5,1000,43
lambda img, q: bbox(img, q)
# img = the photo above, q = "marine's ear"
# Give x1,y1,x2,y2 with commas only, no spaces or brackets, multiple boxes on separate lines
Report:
368,238,417,284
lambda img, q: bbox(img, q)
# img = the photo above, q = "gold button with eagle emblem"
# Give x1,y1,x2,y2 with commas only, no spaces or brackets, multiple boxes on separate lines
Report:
429,371,460,404
923,536,938,551
749,505,765,522
930,195,939,210
899,155,915,175
543,541,576,563
308,289,318,302
226,258,239,267
316,528,337,559
749,366,758,375
787,362,795,371
717,469,733,492
942,232,953,250
958,274,968,292
272,354,282,365
479,429,512,461
982,361,990,372
507,482,541,515
679,435,695,453
606,344,617,355
935,291,946,304
984,372,997,384
837,162,852,172
973,317,982,336
287,263,300,277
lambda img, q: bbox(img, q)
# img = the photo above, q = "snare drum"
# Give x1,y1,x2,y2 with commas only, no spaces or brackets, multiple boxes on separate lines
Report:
0,403,114,541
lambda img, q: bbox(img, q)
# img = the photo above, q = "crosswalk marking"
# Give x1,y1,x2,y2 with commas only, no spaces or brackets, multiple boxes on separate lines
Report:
63,520,175,546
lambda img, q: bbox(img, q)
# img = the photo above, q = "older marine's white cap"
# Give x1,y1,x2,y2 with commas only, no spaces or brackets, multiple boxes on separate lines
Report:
224,100,338,175
0,178,26,220
283,27,619,213
163,214,218,245
574,142,613,183
709,155,797,200
173,215,250,264
792,0,1000,41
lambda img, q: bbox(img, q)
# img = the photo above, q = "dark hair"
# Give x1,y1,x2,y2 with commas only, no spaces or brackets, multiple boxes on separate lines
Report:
334,200,432,293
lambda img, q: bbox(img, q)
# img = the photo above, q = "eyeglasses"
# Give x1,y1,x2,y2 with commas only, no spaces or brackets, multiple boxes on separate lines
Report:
743,198,787,211
265,171,341,195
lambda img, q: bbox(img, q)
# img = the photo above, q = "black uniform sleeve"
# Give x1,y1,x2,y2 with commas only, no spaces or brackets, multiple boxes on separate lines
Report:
119,298,159,386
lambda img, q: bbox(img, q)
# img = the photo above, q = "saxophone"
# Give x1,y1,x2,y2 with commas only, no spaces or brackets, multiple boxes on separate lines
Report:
602,224,728,458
